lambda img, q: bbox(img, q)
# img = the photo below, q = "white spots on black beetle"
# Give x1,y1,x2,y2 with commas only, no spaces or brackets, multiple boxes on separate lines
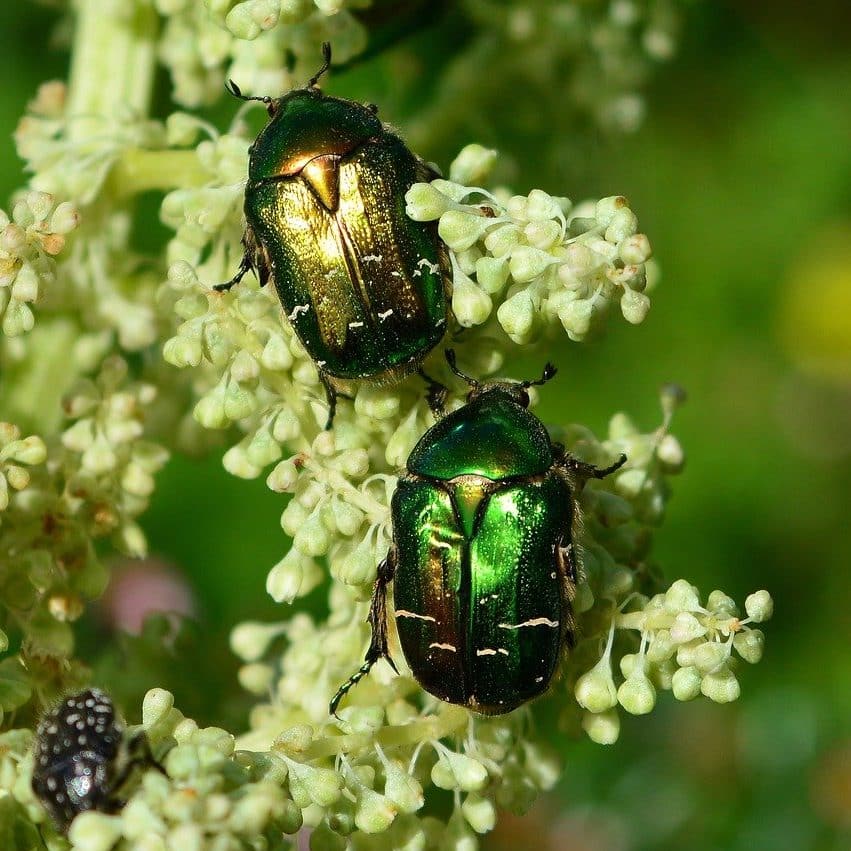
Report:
429,642,457,653
395,609,437,623
348,321,364,329
498,617,559,630
390,270,402,278
535,676,544,683
362,254,383,263
288,303,310,321
412,269,421,277
476,647,509,657
377,309,394,321
316,360,326,368
417,258,440,275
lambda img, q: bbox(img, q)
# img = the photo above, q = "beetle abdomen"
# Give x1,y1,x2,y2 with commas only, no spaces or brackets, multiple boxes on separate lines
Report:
392,471,572,713
246,134,447,380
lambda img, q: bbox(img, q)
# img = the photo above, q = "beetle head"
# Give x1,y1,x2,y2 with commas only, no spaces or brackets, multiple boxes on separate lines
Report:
445,349,557,408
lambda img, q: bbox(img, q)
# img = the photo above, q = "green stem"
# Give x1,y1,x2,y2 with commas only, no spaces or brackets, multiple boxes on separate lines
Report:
108,150,211,197
67,0,158,127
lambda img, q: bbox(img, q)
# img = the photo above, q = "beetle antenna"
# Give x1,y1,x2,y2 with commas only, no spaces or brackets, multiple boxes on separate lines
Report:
445,349,479,389
225,79,270,107
225,79,276,116
308,42,333,88
522,363,558,388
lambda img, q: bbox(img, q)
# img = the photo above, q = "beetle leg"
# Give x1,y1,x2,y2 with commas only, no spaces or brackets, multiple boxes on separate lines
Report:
319,373,340,430
564,453,627,482
213,254,252,293
418,368,448,418
556,538,578,650
105,730,165,800
329,549,398,717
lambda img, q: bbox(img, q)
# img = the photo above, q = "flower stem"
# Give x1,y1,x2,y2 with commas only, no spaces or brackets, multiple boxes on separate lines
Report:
67,1,158,128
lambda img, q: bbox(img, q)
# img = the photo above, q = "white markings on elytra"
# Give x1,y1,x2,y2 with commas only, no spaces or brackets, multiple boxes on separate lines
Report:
499,617,559,630
362,254,383,263
378,309,394,321
412,269,421,277
348,321,364,329
390,270,402,278
316,360,326,368
476,647,509,657
535,676,545,683
395,610,437,623
417,258,440,274
288,303,310,321
429,642,457,652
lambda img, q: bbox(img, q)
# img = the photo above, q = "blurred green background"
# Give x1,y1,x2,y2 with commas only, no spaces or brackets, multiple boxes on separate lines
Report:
1,2,849,849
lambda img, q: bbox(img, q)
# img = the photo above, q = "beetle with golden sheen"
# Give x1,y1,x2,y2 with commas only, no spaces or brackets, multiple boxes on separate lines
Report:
217,45,451,427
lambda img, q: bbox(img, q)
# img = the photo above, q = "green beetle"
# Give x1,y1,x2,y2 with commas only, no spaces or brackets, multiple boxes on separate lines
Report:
330,352,627,715
216,44,451,427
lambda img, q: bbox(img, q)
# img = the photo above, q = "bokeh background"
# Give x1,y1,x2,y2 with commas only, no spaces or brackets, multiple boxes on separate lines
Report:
1,2,849,849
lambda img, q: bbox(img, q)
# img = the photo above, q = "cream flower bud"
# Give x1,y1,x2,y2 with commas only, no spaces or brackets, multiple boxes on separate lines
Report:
581,709,620,744
745,590,773,622
449,144,498,185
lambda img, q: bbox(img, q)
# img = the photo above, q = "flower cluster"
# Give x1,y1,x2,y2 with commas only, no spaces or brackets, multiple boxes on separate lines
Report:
158,0,369,107
407,147,655,341
0,192,79,337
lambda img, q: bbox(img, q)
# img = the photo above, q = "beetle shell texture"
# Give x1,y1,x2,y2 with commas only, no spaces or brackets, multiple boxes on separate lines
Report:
392,392,575,713
31,688,122,830
243,88,450,383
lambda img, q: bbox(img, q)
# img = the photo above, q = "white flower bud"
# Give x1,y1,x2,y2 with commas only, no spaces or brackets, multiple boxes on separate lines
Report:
439,210,493,252
67,811,124,851
382,760,424,815
575,656,618,713
230,621,285,662
617,660,656,715
475,256,509,294
701,667,740,703
558,297,594,339
266,551,315,604
707,590,738,618
142,688,175,729
405,183,453,221
665,579,701,612
620,288,650,324
452,271,492,327
669,612,707,644
483,223,519,257
355,386,400,420
692,641,730,674
461,794,495,833
734,629,765,664
745,590,773,622
431,752,488,792
605,207,638,242
581,708,620,744
294,508,331,556
595,196,629,227
449,144,498,185
509,246,555,283
619,233,651,264
497,291,537,344
671,666,702,701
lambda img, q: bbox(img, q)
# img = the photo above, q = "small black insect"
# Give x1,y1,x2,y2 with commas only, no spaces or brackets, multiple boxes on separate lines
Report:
31,688,161,832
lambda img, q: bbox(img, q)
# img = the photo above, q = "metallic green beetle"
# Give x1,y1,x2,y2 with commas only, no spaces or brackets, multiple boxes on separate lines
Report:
330,353,627,715
216,44,451,427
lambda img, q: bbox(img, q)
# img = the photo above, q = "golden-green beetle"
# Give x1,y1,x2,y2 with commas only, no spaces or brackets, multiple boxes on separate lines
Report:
217,44,451,427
